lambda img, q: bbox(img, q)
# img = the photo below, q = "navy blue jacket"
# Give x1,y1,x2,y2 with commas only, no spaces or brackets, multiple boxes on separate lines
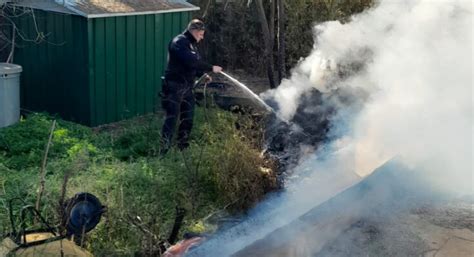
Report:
164,30,213,84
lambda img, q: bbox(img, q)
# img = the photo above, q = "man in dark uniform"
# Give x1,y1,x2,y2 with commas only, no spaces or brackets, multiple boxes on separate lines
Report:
160,19,222,154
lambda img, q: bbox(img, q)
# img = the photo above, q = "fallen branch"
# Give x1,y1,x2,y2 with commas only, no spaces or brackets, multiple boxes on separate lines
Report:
167,206,186,244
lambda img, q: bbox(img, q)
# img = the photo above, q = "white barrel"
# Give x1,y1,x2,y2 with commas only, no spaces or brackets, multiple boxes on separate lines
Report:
0,63,22,128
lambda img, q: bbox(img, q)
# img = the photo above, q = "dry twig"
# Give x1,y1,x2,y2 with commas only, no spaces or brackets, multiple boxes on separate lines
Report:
35,119,56,211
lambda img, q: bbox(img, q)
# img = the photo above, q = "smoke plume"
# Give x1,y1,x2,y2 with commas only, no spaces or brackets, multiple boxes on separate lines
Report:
267,0,472,190
190,0,472,256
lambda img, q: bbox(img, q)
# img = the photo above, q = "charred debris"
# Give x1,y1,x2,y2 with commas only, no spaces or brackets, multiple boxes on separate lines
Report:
195,51,372,180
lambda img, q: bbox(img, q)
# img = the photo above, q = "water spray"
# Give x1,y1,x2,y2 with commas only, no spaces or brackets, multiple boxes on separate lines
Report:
219,71,276,114
219,71,296,127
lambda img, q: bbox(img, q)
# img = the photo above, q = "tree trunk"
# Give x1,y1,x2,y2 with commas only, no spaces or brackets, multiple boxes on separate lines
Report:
277,0,286,83
254,0,276,89
269,0,275,49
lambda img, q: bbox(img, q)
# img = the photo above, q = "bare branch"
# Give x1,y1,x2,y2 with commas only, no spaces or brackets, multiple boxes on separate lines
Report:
35,120,56,212
202,0,212,18
224,0,232,10
6,23,14,63
1,3,64,62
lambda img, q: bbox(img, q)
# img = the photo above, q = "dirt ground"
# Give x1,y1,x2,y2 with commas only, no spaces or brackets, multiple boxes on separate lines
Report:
315,200,474,257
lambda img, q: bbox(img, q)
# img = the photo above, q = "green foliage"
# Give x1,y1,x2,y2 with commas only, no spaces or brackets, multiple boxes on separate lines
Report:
94,115,163,160
0,113,97,170
0,108,276,255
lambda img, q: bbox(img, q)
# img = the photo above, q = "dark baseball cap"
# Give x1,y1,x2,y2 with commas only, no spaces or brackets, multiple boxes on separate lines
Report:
187,19,206,31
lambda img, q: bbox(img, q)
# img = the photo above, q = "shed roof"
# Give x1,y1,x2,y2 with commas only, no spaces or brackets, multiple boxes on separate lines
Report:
12,0,200,18
11,0,76,15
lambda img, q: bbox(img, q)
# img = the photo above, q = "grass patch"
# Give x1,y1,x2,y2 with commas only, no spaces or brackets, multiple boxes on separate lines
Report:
0,108,276,256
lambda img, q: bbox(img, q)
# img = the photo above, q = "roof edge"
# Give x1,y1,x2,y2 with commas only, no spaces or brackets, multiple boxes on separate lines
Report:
77,6,200,19
12,1,200,18
10,2,77,15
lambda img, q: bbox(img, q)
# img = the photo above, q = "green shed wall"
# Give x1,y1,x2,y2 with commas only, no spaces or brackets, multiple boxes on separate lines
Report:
87,11,192,126
15,10,90,124
14,7,193,126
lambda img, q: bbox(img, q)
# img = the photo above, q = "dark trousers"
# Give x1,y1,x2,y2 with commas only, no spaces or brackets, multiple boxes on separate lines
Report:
161,80,195,151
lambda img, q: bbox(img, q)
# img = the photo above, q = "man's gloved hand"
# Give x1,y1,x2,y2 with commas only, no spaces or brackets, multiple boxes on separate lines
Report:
212,65,223,73
204,74,212,83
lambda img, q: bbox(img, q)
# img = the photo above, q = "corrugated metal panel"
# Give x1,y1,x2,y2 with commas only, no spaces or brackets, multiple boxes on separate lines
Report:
87,18,95,124
14,7,193,126
91,17,105,125
136,15,146,115
105,17,117,123
145,14,155,114
14,9,90,124
87,11,191,125
124,15,136,120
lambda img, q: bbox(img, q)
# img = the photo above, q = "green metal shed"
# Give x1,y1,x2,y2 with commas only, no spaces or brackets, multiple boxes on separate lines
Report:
12,0,199,126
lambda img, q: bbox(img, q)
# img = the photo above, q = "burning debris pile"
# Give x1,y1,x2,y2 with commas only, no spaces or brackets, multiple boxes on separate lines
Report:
264,84,369,175
261,43,375,176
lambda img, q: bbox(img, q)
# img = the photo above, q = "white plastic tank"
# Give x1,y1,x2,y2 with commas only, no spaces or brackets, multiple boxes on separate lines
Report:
0,63,22,128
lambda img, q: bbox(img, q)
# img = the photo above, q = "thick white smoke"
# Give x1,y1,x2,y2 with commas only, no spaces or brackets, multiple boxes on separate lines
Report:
268,0,473,190
192,0,472,256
